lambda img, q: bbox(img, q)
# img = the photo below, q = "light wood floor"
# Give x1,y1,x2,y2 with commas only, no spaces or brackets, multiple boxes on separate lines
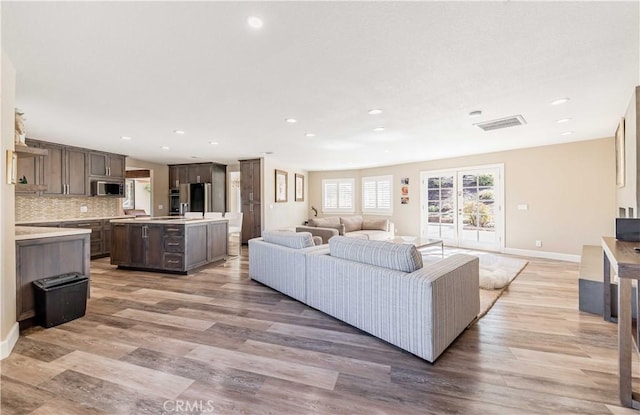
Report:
2,248,639,414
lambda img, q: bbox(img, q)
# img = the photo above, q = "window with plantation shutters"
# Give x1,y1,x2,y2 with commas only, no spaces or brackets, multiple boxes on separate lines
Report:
362,175,393,215
322,178,354,213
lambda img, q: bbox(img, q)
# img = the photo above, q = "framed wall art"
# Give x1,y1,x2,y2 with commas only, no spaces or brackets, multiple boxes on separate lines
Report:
295,173,304,202
275,169,288,202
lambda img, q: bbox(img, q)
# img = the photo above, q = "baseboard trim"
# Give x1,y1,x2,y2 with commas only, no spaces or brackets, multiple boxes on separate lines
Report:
0,322,19,360
503,248,580,263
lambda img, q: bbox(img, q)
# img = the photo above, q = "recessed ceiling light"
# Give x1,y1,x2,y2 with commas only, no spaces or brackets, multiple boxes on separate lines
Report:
161,146,170,150
561,131,574,136
551,98,570,106
373,127,385,132
259,151,274,155
556,118,571,124
285,118,297,124
120,136,132,140
368,109,383,115
174,130,185,135
209,141,219,145
469,110,482,118
305,133,315,137
191,156,198,159
247,16,263,29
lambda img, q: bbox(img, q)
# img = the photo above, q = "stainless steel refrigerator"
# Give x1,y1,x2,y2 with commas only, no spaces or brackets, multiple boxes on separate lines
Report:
179,183,212,214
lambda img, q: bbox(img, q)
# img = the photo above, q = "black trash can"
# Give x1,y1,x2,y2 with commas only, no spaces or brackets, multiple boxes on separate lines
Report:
33,273,88,328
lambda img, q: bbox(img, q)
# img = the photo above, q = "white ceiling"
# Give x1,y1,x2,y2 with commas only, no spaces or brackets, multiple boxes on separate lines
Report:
2,1,638,171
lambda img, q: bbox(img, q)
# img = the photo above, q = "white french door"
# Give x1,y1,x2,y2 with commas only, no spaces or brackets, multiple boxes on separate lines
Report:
421,165,504,252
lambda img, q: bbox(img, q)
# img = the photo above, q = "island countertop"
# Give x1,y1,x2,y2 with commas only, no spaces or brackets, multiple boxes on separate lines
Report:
15,226,91,241
110,216,228,225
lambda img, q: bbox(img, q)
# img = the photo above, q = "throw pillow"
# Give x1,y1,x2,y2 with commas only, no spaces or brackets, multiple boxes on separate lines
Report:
362,218,389,231
312,236,323,246
329,236,423,273
340,215,363,232
263,230,315,249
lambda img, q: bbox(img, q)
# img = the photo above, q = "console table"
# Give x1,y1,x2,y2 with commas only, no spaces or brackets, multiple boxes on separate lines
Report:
601,236,640,409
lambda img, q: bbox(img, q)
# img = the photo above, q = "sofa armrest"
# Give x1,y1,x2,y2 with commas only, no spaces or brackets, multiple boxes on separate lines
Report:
411,254,479,359
296,226,339,244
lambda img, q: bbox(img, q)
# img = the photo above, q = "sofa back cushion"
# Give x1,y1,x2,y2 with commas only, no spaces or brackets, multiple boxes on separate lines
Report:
263,230,315,249
362,218,389,231
307,217,345,235
340,215,363,232
329,236,423,272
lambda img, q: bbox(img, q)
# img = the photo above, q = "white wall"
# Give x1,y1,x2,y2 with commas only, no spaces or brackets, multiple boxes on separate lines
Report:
1,52,18,358
309,138,616,258
262,158,308,230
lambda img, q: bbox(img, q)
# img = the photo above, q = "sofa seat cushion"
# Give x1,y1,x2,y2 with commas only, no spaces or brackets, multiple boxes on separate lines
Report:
263,230,315,249
345,230,391,241
329,236,423,273
340,215,363,232
362,218,389,231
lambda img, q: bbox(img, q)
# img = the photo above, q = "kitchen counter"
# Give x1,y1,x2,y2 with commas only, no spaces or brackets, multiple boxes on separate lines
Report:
110,216,228,225
16,215,129,225
15,226,91,241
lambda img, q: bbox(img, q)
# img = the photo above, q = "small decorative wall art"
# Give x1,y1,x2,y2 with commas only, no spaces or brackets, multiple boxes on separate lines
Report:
400,177,409,185
401,186,409,196
401,197,409,205
295,173,304,202
275,170,288,202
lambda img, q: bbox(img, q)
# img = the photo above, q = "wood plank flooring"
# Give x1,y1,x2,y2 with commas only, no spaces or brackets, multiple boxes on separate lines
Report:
2,248,639,414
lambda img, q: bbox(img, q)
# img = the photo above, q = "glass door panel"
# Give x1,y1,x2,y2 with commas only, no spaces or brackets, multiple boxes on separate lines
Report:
424,173,457,244
458,169,499,250
422,166,502,252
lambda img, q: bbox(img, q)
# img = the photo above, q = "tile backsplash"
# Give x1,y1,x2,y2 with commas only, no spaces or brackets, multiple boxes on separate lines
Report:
16,196,124,222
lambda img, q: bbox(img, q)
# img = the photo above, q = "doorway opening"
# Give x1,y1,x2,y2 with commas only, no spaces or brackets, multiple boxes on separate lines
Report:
124,169,152,216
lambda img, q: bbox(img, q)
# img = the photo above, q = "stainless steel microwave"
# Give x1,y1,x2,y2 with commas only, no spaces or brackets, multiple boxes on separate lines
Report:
91,181,123,196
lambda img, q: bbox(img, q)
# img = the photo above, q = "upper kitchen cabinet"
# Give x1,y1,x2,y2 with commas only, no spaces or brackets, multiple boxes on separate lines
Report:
169,165,189,188
188,163,213,184
40,142,88,196
89,152,125,180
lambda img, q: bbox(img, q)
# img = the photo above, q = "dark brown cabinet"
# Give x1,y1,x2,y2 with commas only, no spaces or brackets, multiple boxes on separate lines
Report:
240,159,262,243
16,139,125,196
89,152,125,180
37,142,88,196
169,162,227,210
61,220,103,257
23,219,115,259
110,219,228,274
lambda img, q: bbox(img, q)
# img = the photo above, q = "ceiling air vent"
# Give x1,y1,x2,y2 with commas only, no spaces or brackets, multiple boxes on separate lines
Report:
474,115,527,131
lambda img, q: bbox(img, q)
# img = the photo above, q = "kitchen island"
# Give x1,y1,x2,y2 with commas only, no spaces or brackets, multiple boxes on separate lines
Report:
110,217,228,274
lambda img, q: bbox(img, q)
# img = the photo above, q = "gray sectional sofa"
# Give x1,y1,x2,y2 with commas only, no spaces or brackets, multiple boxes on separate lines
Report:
295,215,395,243
249,231,480,362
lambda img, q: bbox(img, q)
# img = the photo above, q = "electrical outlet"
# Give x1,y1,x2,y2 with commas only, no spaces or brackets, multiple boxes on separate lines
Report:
535,240,542,247
80,205,88,213
158,204,163,210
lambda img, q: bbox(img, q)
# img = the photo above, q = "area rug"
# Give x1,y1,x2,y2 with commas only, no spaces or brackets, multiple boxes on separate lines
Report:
421,248,528,319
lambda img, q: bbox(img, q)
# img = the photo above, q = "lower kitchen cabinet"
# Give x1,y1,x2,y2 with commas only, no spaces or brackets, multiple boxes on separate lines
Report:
20,218,116,259
15,230,91,328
